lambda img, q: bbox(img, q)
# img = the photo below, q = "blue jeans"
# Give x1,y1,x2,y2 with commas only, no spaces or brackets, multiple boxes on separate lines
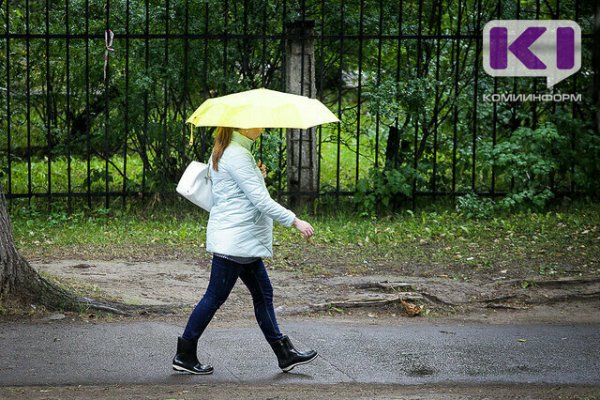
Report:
182,255,284,344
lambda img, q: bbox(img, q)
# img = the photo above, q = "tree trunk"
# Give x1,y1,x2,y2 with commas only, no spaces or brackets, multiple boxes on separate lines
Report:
0,186,129,314
0,187,81,309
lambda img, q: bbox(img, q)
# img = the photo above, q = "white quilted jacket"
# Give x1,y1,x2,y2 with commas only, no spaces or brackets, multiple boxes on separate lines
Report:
205,130,296,258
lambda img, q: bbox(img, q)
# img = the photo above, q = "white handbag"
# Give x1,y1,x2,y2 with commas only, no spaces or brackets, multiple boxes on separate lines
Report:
176,153,214,212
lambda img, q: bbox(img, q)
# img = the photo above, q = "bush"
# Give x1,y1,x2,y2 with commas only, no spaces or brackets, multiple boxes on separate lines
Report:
455,192,495,219
479,122,564,211
354,166,416,216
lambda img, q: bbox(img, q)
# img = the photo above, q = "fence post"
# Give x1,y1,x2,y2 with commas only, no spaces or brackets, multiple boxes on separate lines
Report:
285,20,318,215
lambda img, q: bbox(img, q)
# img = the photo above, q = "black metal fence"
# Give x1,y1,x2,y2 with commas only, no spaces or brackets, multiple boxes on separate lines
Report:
0,0,595,211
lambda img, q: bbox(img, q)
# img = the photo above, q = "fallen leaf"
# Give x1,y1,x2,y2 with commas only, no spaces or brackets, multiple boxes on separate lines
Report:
401,299,423,317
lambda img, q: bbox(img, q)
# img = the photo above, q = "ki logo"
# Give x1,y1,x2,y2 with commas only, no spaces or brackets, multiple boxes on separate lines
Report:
483,20,581,88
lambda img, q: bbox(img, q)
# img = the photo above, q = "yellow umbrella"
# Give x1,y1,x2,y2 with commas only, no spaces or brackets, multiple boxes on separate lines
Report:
186,88,339,130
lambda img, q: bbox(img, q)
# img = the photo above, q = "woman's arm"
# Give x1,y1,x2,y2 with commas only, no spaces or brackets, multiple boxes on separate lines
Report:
227,151,296,227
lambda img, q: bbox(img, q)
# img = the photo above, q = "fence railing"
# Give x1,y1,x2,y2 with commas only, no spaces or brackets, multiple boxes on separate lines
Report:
0,0,595,211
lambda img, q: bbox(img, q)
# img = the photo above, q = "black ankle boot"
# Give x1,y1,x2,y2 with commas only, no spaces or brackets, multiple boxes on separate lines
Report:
172,336,214,375
269,335,318,372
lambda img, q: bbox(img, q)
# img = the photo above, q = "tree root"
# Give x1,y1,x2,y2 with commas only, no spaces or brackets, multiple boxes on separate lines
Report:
6,257,189,316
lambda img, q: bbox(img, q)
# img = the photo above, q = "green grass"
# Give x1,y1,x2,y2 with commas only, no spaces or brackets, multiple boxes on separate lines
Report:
1,155,145,195
319,134,374,192
3,142,368,197
8,199,600,280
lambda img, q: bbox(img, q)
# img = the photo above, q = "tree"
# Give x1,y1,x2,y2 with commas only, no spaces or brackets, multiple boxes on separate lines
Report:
0,185,82,309
0,184,124,313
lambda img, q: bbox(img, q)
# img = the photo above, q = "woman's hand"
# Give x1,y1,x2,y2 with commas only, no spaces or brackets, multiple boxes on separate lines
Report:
292,217,314,240
257,160,267,178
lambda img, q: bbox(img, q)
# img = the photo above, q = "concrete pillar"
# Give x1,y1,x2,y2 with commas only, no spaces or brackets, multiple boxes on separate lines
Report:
285,20,318,215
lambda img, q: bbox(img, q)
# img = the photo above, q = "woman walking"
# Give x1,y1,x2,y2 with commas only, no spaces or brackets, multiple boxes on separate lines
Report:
173,127,319,375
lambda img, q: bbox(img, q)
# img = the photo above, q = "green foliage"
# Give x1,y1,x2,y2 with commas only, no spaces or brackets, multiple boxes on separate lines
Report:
354,165,416,216
457,118,600,218
0,0,596,211
0,155,145,195
548,106,600,195
363,78,403,124
252,130,287,187
455,192,495,220
479,122,565,211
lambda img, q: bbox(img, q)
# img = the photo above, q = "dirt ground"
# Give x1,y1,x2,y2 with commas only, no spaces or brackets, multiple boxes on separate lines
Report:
30,257,600,325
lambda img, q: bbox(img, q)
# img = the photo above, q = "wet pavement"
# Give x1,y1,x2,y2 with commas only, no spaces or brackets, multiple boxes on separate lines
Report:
0,320,598,386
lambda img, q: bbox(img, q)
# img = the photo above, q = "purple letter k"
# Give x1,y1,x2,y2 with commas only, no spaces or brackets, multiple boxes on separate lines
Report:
508,27,547,69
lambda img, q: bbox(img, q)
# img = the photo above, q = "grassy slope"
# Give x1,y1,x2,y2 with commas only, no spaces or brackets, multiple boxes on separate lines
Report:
8,199,599,282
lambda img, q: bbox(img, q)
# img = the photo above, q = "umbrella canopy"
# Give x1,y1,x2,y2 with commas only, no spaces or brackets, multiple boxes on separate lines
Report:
186,88,339,130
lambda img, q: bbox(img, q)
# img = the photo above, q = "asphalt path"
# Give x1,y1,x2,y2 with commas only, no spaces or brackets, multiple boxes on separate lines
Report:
0,320,598,386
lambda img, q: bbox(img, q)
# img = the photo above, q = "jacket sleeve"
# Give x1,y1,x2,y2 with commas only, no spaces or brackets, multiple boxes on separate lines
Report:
227,151,296,227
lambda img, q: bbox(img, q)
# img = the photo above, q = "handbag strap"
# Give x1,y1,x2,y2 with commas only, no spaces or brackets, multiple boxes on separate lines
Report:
207,151,214,180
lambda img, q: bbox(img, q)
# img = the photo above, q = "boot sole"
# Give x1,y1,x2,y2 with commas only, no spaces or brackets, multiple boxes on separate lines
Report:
281,353,319,372
172,364,214,375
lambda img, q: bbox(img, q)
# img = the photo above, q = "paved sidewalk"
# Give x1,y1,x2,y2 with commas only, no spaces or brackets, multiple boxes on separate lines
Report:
0,320,598,386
